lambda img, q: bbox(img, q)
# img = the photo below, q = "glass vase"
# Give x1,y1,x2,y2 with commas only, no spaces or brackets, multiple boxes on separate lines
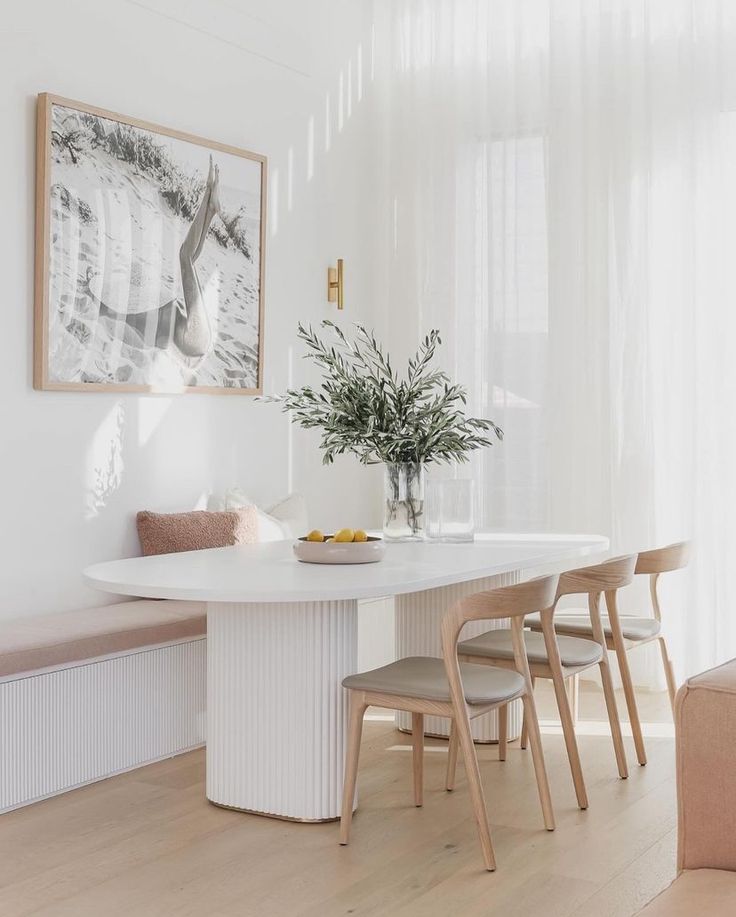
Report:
383,463,425,541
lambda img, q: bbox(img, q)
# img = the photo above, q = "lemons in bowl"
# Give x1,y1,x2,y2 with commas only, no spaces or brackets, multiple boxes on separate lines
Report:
306,528,370,544
295,528,384,565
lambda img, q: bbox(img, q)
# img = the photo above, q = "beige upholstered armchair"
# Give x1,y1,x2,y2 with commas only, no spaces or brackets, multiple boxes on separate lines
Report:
640,658,736,914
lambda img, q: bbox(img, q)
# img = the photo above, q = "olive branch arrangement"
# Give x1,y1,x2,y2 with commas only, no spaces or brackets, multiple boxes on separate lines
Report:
262,321,503,466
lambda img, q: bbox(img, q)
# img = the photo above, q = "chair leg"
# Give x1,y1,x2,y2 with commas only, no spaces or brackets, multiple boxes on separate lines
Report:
612,640,647,766
598,658,629,779
446,721,459,791
339,693,367,845
498,704,508,762
453,711,496,871
521,691,555,831
520,676,534,749
412,712,424,807
548,666,589,810
567,673,580,725
658,636,677,714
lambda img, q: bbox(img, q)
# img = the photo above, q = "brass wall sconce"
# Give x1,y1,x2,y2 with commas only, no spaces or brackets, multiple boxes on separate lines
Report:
327,258,344,310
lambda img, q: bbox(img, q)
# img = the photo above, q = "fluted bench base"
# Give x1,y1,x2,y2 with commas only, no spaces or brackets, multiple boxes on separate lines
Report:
0,601,206,813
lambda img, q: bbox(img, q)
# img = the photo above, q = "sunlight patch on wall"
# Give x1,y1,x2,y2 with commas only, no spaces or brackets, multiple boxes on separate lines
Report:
306,116,315,181
236,32,373,246
357,43,364,101
270,167,279,236
85,402,125,519
370,23,375,81
338,70,345,132
347,59,353,119
287,146,294,211
325,92,332,152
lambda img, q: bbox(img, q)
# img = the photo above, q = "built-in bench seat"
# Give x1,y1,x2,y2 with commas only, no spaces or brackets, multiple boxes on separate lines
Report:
0,600,205,677
0,600,207,813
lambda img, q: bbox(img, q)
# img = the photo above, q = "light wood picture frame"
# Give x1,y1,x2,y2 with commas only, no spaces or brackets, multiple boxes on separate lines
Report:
34,93,267,394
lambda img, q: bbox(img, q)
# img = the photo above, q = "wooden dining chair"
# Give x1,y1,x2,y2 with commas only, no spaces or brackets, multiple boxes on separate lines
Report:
450,556,637,811
527,541,690,766
339,575,559,871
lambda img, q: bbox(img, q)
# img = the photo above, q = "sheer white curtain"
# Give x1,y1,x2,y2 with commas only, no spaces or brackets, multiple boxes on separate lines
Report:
374,0,736,683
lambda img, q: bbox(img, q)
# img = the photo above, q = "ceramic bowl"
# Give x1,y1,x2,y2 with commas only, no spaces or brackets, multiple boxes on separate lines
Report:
293,535,386,565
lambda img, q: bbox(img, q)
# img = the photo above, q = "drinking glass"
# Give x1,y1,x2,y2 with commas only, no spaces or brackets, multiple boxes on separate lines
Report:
425,479,475,543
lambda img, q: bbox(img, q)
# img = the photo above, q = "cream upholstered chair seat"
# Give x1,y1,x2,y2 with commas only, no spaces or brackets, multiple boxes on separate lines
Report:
342,656,525,705
526,612,661,642
460,629,603,668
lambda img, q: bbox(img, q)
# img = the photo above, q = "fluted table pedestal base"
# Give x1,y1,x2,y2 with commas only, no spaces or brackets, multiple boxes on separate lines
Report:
206,600,357,822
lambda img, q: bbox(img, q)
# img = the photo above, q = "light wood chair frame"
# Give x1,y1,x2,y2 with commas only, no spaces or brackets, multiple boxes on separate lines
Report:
339,575,560,872
541,542,690,767
451,556,638,811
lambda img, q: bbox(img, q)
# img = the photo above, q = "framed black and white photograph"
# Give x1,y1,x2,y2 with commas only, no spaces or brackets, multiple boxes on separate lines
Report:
34,93,267,394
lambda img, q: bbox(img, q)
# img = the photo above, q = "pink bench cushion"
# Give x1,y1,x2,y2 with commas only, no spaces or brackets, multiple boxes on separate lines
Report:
0,600,206,678
136,508,258,557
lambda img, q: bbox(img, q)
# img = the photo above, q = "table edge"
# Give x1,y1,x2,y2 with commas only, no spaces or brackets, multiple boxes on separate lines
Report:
83,537,610,604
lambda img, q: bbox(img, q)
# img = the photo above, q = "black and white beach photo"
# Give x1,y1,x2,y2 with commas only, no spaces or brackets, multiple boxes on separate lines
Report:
35,94,266,393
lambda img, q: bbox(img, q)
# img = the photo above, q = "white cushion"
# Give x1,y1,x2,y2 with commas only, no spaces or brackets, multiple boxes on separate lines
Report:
266,492,308,539
255,510,292,541
207,489,308,542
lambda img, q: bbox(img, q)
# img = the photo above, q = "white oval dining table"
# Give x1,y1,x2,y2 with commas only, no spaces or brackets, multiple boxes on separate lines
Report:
84,533,608,822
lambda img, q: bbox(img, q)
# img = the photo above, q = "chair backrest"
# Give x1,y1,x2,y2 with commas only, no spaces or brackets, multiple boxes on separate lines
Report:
440,575,559,708
555,554,638,600
636,541,690,622
635,541,691,575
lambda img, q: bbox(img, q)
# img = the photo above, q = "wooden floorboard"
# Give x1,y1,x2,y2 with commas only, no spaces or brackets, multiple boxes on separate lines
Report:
0,684,676,917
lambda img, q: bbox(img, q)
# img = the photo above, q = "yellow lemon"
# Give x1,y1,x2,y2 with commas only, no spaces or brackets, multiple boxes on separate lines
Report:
353,530,368,542
306,530,325,543
334,528,355,543
326,537,336,543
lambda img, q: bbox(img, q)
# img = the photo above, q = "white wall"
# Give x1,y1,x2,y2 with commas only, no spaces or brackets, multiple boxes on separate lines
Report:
0,0,383,620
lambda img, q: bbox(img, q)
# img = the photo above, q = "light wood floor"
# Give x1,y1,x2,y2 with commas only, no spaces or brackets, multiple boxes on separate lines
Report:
0,683,676,917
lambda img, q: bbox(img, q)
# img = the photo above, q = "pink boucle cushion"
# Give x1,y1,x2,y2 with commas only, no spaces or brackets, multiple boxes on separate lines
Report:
136,508,258,556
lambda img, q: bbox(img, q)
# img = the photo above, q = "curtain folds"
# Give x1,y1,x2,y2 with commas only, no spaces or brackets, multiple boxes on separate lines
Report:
375,0,736,683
